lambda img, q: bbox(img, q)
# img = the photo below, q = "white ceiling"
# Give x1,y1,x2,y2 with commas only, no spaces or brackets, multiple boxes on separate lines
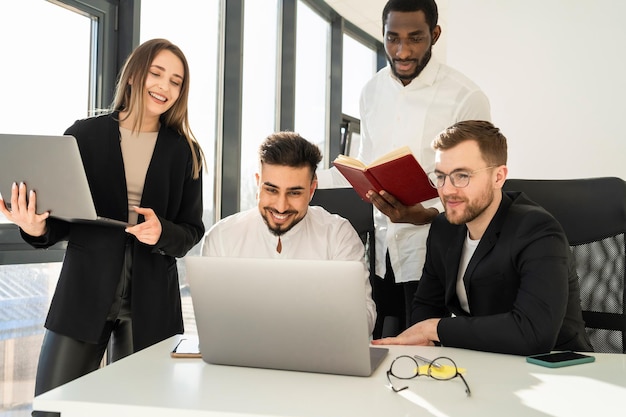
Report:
323,0,387,41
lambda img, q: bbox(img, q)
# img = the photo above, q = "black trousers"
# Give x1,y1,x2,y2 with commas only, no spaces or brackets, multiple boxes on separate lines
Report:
32,241,135,417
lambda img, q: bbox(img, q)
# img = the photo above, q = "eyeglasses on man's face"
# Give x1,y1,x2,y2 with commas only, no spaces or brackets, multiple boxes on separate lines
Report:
427,166,496,189
386,355,471,397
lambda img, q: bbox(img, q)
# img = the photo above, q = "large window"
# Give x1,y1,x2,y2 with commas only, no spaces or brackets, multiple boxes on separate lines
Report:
0,2,93,415
341,33,377,119
0,1,90,137
294,0,331,167
140,0,221,337
140,0,220,231
341,32,377,156
240,0,280,211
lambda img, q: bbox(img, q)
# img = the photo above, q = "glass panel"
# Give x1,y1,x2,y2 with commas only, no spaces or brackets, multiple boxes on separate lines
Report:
0,0,90,225
295,1,330,166
140,0,221,336
342,33,377,119
240,0,280,211
347,131,362,157
0,264,61,414
140,0,219,234
0,1,90,136
0,2,90,414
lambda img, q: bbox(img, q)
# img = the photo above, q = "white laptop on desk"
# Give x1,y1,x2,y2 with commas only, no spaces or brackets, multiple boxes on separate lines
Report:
185,256,388,377
0,133,127,227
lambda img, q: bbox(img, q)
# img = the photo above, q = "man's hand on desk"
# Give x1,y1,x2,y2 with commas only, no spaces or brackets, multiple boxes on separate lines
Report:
366,190,438,225
372,318,441,346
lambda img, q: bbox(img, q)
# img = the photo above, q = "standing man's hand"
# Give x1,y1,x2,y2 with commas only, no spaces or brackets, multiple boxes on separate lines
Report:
367,190,438,225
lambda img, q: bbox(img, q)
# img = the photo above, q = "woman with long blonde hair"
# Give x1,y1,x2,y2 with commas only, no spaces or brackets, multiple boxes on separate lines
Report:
1,39,205,416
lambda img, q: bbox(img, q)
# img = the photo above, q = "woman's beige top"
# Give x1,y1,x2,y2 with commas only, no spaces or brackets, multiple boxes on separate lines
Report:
119,126,158,225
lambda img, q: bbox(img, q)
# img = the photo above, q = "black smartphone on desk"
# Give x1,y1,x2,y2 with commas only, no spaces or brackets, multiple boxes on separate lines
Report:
526,351,595,368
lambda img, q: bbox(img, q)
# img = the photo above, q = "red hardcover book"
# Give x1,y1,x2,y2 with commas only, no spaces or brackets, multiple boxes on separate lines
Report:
332,146,439,206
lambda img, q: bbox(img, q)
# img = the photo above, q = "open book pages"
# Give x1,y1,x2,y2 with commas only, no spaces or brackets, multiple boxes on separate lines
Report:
333,146,413,169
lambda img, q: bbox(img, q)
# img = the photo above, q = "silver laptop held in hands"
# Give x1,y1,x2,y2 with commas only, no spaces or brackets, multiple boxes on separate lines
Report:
0,133,127,227
185,256,388,377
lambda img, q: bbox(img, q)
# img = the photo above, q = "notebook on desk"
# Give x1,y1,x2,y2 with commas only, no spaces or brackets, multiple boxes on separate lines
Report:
185,256,388,377
0,133,127,227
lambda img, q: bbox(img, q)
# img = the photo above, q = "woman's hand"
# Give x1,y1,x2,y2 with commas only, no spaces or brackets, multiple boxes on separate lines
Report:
0,182,48,236
125,206,163,245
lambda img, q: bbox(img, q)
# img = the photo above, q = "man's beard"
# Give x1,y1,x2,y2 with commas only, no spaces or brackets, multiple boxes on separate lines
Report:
388,47,432,83
444,188,494,226
261,208,302,236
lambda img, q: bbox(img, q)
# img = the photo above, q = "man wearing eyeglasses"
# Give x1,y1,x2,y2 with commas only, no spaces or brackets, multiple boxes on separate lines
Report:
372,120,593,355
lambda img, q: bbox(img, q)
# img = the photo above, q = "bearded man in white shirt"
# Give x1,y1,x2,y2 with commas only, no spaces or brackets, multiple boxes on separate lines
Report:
361,0,491,337
201,132,376,335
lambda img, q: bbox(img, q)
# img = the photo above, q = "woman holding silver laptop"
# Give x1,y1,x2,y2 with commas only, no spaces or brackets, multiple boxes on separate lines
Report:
0,38,205,416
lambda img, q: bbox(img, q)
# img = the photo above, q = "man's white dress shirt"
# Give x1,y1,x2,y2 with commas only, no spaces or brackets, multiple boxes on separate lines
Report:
358,58,491,283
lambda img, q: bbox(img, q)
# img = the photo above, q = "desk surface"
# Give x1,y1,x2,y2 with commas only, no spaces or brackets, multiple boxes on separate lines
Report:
34,335,626,417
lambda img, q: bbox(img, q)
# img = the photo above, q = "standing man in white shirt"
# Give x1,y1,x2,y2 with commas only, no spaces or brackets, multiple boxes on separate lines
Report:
362,0,491,337
202,132,376,335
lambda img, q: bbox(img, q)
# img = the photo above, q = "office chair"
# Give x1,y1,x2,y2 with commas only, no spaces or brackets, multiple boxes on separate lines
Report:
503,177,626,353
310,188,375,277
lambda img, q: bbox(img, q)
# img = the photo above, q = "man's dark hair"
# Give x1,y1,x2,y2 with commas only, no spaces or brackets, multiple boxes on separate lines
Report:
432,120,508,166
382,0,439,32
259,132,323,180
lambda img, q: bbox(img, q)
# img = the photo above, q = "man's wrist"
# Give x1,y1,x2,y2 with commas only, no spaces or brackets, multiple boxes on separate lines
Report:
426,208,439,223
413,207,439,225
427,318,441,342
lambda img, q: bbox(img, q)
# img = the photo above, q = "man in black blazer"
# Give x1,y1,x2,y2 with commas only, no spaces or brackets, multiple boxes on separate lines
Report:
372,120,592,355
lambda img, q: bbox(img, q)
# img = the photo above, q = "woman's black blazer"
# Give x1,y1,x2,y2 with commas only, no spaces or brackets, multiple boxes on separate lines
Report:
21,113,204,350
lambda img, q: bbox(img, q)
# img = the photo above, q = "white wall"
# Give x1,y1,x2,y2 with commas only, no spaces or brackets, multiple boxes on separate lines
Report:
440,0,626,180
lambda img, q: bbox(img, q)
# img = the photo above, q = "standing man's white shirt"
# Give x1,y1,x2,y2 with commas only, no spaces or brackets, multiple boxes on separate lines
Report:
359,58,491,282
202,205,376,334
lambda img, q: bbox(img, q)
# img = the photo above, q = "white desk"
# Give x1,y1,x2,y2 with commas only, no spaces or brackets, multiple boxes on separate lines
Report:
33,335,626,416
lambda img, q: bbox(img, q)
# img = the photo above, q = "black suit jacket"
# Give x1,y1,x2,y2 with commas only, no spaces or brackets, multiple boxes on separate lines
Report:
22,113,204,350
412,191,593,355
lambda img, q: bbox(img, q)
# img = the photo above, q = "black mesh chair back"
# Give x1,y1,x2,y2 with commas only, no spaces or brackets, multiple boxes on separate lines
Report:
503,177,626,353
310,188,375,274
